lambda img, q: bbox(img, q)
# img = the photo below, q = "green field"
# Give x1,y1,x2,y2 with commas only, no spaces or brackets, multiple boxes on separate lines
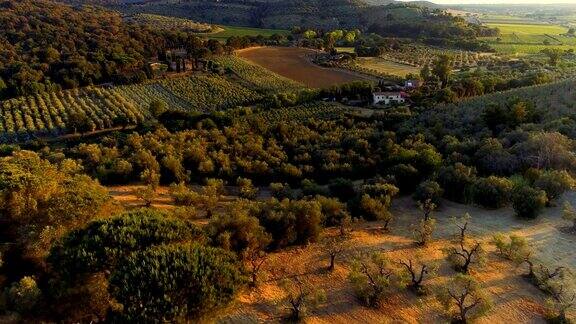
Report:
207,25,288,41
481,22,576,54
335,47,355,54
354,57,419,77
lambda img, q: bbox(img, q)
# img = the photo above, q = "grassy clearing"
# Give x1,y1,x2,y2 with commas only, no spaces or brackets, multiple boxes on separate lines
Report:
488,23,568,35
335,47,355,54
207,25,288,41
355,57,419,77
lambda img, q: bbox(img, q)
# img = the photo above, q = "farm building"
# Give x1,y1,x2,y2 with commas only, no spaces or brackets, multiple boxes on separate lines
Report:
373,91,406,105
404,79,422,89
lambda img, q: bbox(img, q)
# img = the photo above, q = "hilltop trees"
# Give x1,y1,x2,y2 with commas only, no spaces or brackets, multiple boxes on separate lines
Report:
0,0,198,99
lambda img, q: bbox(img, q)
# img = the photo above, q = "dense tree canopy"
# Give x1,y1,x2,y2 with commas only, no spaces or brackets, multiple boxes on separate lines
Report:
0,0,202,99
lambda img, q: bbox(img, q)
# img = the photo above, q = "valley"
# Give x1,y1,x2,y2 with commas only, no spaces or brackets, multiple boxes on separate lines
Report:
1,0,576,323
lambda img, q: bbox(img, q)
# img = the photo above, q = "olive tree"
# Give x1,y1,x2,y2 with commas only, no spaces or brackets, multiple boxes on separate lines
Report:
280,279,326,322
411,199,437,246
398,259,437,295
437,274,492,324
444,224,485,274
348,253,396,307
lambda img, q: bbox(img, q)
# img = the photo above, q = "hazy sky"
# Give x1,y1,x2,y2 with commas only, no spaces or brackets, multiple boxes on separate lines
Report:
403,0,572,3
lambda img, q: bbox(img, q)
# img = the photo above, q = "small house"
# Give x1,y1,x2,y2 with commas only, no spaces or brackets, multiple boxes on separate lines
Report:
404,79,422,89
373,92,406,106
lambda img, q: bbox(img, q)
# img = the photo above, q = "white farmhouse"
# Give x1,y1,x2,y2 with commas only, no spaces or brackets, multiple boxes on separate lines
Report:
373,92,405,105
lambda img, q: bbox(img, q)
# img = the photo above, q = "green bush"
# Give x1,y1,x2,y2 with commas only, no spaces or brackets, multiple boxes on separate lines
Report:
534,170,574,203
7,277,42,314
237,177,258,199
511,185,548,219
207,203,271,254
257,199,322,249
437,163,477,203
328,178,356,201
109,243,244,322
472,176,513,209
315,195,350,227
413,180,444,205
388,163,421,193
169,182,199,206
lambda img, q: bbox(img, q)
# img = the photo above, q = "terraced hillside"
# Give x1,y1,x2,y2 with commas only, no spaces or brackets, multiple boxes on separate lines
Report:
0,57,304,142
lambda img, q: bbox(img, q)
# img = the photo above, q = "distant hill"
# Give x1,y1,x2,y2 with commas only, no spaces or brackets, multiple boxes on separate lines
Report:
364,0,442,9
62,0,480,38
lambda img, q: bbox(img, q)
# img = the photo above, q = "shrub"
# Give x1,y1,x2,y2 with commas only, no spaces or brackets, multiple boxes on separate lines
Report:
492,233,531,264
413,180,443,205
388,163,421,193
207,202,271,255
109,244,244,322
511,185,548,219
534,170,574,203
169,182,199,206
471,176,513,209
237,177,258,199
359,194,393,227
257,199,322,249
437,163,477,203
301,179,329,196
269,182,294,199
7,277,42,314
315,195,350,227
149,100,167,118
328,178,356,201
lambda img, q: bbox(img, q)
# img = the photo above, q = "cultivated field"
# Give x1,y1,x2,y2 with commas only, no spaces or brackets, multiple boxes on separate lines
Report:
482,22,576,54
208,25,288,42
109,186,576,323
237,47,375,88
0,56,302,142
354,57,420,77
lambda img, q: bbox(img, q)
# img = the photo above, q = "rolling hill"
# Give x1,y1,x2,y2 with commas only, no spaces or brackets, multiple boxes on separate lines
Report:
61,0,473,34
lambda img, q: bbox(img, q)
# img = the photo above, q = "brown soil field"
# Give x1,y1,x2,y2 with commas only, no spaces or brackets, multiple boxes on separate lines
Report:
237,47,375,88
108,186,576,323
